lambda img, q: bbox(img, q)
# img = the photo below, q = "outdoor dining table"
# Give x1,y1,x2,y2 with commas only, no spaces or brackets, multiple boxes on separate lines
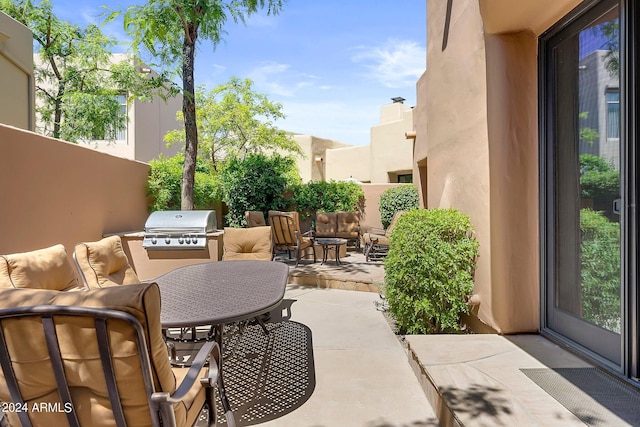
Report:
153,260,290,427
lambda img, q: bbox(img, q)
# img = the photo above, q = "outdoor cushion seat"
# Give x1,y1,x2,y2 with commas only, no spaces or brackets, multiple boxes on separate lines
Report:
0,244,80,291
245,211,267,227
0,282,224,427
223,226,273,261
269,211,316,267
315,211,361,250
74,235,140,289
363,211,406,261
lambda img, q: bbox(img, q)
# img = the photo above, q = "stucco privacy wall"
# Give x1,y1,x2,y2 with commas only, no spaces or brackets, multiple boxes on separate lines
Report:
0,12,34,131
0,124,149,259
417,0,583,333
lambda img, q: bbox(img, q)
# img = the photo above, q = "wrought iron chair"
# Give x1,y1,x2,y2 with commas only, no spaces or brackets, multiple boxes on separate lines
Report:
268,211,316,267
0,283,231,427
363,211,407,261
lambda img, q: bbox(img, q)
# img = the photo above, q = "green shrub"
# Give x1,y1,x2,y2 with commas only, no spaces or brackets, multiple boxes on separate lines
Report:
580,209,620,331
379,185,419,228
291,181,364,219
385,209,479,334
146,153,221,212
221,153,300,227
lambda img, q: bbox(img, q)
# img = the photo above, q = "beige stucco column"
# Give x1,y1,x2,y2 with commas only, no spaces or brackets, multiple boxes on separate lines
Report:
413,0,582,333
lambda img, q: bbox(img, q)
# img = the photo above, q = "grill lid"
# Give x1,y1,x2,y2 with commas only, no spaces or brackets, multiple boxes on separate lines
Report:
143,210,216,250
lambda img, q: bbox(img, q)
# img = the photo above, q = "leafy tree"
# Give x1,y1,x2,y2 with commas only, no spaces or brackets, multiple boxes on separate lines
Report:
165,78,301,168
221,153,299,227
0,0,171,142
579,154,619,202
146,153,221,212
580,209,620,331
123,0,285,210
291,181,364,220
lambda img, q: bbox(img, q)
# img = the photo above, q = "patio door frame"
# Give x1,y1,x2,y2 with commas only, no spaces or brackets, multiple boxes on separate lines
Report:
539,0,640,380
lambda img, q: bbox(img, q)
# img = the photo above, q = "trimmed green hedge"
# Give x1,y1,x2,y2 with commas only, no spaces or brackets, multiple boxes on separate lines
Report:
385,208,479,334
379,185,419,228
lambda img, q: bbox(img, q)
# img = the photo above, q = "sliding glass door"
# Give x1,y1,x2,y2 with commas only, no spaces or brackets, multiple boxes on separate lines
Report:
541,0,623,368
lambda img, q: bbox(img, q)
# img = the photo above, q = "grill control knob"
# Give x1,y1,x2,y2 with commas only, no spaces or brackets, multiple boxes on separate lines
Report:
151,237,157,245
192,238,198,245
165,237,171,244
178,237,184,244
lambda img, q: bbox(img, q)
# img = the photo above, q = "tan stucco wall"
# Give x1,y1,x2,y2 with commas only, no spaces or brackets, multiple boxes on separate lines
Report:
359,184,406,231
370,104,414,183
293,134,350,182
325,145,371,183
0,12,34,131
415,0,585,333
0,124,149,260
326,102,414,184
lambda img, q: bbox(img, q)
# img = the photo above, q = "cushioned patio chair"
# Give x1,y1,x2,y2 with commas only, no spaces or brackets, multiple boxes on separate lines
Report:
0,244,81,291
0,282,230,427
222,226,273,261
268,211,316,267
363,211,406,261
73,235,140,289
245,211,267,228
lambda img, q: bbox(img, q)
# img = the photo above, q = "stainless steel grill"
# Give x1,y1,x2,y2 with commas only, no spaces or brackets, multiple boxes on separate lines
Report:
143,210,217,250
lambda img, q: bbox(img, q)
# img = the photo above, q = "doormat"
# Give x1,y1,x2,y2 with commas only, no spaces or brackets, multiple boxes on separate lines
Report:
521,368,640,426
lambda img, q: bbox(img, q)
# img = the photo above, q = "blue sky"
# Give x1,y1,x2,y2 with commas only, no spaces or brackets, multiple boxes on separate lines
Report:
53,1,426,146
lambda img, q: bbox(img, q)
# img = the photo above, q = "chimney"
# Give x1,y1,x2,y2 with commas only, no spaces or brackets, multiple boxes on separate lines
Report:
391,96,405,104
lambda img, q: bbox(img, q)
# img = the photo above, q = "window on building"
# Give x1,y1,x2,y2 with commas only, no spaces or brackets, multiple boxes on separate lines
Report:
606,89,619,139
397,174,413,183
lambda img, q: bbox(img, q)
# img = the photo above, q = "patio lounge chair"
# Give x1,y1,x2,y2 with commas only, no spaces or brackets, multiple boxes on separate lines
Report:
73,235,140,289
245,210,267,227
363,211,406,261
268,211,316,267
222,226,273,261
0,244,81,291
0,282,226,427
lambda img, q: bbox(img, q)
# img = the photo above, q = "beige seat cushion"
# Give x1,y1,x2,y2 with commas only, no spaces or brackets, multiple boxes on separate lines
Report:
315,212,337,237
363,232,390,247
245,211,267,227
223,226,272,261
0,283,201,427
74,235,140,289
336,212,359,239
0,244,79,291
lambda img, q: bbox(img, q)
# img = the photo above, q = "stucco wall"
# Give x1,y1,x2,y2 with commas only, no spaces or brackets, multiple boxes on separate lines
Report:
293,134,351,182
325,145,371,183
0,12,34,131
415,0,585,333
0,124,149,260
326,102,414,184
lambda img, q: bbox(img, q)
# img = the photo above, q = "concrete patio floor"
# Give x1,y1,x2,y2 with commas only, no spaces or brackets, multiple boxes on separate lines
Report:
195,250,640,426
206,284,440,426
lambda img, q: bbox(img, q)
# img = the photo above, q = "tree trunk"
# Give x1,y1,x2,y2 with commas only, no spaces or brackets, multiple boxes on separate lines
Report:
53,81,65,140
181,27,198,210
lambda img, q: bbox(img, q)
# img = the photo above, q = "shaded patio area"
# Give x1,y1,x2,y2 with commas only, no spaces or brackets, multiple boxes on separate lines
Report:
196,284,440,426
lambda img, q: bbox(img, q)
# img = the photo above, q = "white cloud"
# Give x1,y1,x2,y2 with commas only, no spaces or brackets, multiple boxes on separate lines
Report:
248,62,323,97
276,101,379,146
352,39,426,88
